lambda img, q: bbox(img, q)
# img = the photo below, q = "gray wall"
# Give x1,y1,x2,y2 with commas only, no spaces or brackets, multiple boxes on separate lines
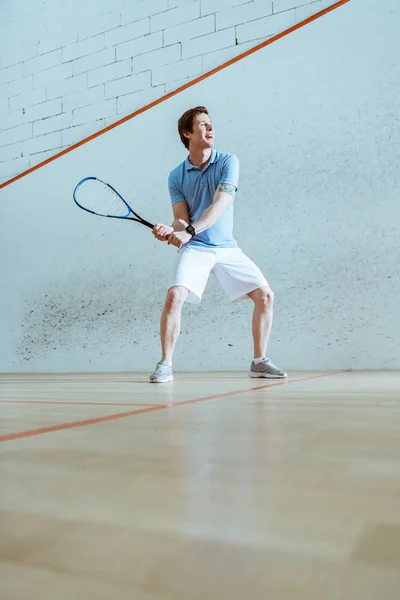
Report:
1,0,399,372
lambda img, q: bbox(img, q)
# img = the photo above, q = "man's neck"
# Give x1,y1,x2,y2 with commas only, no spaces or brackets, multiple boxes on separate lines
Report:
188,147,212,170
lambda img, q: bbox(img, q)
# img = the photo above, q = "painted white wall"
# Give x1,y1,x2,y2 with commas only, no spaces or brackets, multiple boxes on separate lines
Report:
0,0,399,373
0,0,336,183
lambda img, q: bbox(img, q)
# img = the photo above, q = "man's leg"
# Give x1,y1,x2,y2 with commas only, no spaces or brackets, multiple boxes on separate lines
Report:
247,286,287,379
150,286,189,383
161,285,189,362
211,250,287,379
150,248,215,382
247,286,274,358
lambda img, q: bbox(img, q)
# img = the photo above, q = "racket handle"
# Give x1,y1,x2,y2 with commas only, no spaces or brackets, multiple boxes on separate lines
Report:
148,219,171,239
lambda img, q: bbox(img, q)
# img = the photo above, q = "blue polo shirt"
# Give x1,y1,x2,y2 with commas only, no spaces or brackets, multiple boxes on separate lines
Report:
168,148,239,248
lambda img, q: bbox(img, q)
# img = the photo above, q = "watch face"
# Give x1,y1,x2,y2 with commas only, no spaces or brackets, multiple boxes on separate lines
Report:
186,225,195,236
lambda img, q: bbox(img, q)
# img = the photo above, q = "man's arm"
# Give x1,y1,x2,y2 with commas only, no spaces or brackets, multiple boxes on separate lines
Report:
171,201,190,231
153,201,190,241
191,183,236,234
167,183,236,248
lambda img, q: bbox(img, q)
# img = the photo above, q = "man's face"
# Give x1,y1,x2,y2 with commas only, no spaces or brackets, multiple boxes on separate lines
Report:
186,113,214,150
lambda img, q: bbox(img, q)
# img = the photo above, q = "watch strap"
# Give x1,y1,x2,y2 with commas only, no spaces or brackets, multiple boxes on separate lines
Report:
185,225,196,237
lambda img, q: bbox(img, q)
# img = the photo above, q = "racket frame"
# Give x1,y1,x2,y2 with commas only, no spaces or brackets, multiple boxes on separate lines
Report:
73,176,155,229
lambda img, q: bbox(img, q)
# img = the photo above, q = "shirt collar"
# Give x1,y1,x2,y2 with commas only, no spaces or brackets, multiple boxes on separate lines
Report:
185,148,217,171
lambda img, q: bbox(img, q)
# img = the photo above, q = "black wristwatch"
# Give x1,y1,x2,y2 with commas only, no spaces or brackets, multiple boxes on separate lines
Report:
185,225,196,238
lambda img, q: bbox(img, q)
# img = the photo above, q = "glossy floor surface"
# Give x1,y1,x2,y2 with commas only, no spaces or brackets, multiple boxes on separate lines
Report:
1,371,400,599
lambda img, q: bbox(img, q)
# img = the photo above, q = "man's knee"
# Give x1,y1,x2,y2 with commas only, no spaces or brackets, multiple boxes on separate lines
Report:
164,286,188,311
250,286,274,308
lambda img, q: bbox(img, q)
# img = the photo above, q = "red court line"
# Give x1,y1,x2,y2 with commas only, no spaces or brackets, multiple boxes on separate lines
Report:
0,371,342,443
0,0,350,191
0,400,158,407
0,378,156,383
0,380,222,385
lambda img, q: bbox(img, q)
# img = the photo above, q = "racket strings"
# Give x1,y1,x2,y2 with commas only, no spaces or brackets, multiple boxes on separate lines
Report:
75,179,130,218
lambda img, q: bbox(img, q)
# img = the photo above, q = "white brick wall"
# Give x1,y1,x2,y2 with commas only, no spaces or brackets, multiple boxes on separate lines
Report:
163,15,215,46
168,0,199,8
72,49,115,77
0,0,337,182
151,2,200,32
0,97,9,115
152,57,202,86
33,63,73,88
0,142,23,163
10,88,47,111
105,72,151,99
183,28,236,59
24,50,62,76
116,32,163,62
1,76,33,99
1,124,32,147
201,37,264,70
134,44,181,72
169,0,196,7
62,121,106,147
216,1,273,30
0,63,24,86
2,110,24,131
79,12,121,40
296,0,334,20
201,0,252,17
63,35,106,63
33,113,70,137
0,157,30,180
24,99,62,123
46,75,87,101
63,85,105,112
122,0,169,23
38,29,78,55
273,0,309,13
116,85,165,115
164,77,193,94
1,43,37,69
88,59,132,88
23,131,63,156
105,19,150,47
72,99,116,127
29,148,64,165
237,10,296,43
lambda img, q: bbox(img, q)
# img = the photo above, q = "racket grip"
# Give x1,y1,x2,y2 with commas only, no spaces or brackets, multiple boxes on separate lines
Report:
151,224,171,241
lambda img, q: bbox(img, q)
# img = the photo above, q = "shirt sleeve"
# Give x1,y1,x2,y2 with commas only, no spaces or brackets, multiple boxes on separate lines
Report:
168,171,185,205
219,153,239,191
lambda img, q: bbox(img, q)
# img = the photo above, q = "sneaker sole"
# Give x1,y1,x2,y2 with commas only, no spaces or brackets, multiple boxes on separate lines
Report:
149,377,174,383
248,371,287,379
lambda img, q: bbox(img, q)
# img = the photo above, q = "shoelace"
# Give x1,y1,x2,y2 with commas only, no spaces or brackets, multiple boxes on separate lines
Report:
156,361,170,371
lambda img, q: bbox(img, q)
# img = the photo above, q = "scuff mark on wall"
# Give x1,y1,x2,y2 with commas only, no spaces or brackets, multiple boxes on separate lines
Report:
15,272,164,362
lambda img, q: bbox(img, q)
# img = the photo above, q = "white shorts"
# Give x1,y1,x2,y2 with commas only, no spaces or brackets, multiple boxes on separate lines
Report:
169,246,269,304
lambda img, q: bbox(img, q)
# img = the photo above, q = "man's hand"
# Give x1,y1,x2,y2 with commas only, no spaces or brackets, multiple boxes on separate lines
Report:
152,224,174,241
167,229,192,248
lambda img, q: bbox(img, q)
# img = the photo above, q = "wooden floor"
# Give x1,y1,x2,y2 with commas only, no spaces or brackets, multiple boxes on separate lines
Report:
1,371,400,599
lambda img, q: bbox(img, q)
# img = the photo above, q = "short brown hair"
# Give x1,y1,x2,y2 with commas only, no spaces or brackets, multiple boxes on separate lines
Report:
177,106,209,149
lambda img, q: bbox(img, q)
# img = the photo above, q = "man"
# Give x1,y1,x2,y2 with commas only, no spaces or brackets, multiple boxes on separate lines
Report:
150,106,287,383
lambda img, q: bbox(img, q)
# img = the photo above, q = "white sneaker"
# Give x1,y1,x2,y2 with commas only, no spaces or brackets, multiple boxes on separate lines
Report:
249,358,287,379
149,360,173,383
